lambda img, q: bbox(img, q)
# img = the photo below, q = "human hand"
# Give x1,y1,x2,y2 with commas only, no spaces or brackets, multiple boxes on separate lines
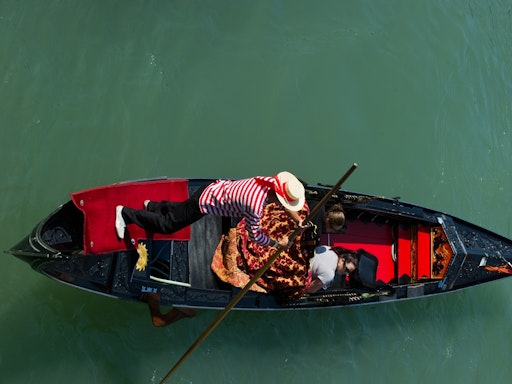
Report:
278,236,291,249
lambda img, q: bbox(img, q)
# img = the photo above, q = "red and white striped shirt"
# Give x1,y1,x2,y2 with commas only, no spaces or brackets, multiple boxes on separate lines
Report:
199,177,275,246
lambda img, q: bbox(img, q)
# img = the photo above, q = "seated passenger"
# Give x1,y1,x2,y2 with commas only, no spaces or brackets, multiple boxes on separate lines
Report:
211,202,360,299
324,204,346,233
305,246,359,293
309,202,346,234
299,203,347,258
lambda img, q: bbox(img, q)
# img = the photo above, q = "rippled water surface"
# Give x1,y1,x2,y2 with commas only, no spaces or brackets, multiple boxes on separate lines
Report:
1,1,512,383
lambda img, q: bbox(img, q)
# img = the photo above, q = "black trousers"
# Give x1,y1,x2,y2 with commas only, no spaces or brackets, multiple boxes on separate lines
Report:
122,184,207,234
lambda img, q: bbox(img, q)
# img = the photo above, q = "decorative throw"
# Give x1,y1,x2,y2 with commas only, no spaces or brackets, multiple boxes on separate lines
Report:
211,203,311,298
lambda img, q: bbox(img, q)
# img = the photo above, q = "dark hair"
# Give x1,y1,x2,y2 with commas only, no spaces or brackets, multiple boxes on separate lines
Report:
325,204,345,228
330,246,359,267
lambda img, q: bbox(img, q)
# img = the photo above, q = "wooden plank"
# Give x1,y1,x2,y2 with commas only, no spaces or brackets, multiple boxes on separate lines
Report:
189,215,223,289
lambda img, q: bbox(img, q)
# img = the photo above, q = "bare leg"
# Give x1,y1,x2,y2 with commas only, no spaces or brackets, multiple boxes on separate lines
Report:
147,292,196,327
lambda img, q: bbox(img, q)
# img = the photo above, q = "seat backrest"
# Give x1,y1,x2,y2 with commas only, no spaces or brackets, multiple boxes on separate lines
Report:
355,249,379,289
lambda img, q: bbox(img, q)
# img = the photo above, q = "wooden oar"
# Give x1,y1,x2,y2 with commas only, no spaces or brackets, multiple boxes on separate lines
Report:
159,163,358,383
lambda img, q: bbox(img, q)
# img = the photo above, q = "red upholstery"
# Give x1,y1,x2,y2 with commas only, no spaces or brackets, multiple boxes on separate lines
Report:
71,179,190,255
397,226,412,283
417,224,431,280
324,220,395,284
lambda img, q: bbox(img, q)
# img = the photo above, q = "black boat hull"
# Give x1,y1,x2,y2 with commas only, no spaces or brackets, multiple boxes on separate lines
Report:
6,178,512,310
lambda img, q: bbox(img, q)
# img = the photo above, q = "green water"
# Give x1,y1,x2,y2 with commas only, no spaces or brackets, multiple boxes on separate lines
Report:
2,1,512,383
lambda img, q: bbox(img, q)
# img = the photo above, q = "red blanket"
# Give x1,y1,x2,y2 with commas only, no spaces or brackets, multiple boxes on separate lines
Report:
71,179,190,254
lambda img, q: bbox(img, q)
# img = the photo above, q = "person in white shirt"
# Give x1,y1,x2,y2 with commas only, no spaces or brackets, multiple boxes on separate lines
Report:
307,246,359,293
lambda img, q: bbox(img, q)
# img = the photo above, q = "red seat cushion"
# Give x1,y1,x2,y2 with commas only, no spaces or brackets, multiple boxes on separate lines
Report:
397,226,412,283
324,220,395,284
417,224,431,280
71,179,190,254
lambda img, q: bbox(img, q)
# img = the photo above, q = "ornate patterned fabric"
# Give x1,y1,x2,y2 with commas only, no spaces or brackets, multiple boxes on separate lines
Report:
211,203,311,298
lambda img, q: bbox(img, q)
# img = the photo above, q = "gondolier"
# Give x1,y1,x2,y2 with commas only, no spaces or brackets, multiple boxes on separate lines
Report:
115,171,306,247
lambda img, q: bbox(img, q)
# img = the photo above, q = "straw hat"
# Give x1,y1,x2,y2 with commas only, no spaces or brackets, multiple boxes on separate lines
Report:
274,171,305,211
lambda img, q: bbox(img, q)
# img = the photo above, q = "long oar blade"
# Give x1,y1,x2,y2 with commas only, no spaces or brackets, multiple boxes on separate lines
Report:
160,163,358,383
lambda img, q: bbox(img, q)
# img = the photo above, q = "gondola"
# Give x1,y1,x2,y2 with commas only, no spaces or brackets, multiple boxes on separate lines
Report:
5,177,512,310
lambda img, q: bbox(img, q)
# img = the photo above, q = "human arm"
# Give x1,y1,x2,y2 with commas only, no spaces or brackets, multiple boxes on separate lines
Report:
306,277,324,293
246,218,291,248
275,235,290,248
284,208,305,229
247,222,292,248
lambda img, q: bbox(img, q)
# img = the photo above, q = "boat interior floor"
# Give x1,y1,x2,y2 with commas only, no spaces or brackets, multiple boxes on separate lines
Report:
188,215,224,289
